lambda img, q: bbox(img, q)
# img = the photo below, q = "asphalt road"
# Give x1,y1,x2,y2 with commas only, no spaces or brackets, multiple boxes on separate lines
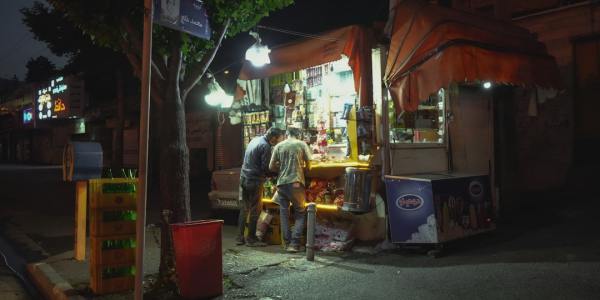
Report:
1,163,600,299
0,263,30,300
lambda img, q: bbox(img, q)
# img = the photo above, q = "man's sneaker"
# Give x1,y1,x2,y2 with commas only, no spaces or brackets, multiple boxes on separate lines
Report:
245,239,267,247
235,236,245,246
285,244,301,253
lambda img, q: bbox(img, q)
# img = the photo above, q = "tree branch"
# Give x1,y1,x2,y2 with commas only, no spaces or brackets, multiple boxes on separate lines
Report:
121,17,166,78
153,53,168,79
181,18,231,102
121,18,143,53
119,39,142,77
119,33,165,106
152,60,165,80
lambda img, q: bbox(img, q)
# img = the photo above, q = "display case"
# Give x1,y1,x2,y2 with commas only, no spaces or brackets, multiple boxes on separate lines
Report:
389,89,446,144
242,110,270,148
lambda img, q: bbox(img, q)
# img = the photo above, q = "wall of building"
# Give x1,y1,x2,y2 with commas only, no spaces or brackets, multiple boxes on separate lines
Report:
516,3,600,170
515,3,600,66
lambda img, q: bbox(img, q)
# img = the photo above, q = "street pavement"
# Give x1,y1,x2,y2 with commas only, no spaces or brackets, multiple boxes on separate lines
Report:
1,163,600,299
0,262,30,300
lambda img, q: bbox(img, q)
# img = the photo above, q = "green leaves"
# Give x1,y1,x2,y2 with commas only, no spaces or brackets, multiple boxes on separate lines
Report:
204,0,293,37
27,0,293,88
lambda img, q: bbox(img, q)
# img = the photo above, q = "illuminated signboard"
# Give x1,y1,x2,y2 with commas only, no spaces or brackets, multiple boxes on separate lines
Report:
54,99,66,112
37,76,68,120
23,108,33,125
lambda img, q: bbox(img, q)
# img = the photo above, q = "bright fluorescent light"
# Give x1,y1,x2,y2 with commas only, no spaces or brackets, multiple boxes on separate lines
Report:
245,31,271,67
483,81,492,89
245,42,271,67
204,76,233,108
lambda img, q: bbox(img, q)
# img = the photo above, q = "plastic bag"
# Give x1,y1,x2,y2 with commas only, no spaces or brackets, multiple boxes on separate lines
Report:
256,211,273,239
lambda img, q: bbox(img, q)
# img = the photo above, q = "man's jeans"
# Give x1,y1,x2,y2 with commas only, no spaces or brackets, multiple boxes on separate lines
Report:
276,182,306,246
237,177,263,241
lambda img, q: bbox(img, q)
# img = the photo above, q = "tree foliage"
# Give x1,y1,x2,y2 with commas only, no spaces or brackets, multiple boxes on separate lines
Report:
25,56,57,83
22,2,136,102
38,0,292,96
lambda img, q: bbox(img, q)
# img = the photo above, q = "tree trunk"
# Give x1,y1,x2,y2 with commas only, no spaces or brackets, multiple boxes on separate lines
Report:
159,84,191,223
157,37,191,281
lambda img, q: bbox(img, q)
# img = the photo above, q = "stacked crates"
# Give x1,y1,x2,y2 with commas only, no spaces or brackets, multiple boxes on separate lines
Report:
88,178,138,295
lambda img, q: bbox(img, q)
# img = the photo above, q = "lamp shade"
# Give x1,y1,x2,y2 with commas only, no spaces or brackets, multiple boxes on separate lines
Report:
205,77,233,108
245,41,271,67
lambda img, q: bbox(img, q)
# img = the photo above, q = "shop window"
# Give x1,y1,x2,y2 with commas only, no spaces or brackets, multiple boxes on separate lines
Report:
266,56,359,161
389,89,446,144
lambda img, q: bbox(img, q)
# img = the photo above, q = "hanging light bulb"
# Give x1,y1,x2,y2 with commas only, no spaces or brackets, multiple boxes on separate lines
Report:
245,31,271,67
204,75,233,108
284,82,291,93
483,81,492,89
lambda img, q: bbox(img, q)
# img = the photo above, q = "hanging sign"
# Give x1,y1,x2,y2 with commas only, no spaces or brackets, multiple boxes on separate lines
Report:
153,0,211,40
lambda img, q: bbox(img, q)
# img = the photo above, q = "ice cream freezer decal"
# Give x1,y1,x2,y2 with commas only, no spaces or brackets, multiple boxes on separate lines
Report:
384,174,495,244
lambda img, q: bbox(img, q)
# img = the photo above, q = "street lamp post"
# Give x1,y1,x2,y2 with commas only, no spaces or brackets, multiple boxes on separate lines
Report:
135,0,153,299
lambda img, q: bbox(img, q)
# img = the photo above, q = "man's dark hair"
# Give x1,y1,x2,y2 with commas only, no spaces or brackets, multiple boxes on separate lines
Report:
286,127,302,138
266,127,284,140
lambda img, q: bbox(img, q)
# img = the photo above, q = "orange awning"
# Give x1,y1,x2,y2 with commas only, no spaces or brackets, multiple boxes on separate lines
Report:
238,25,374,106
385,0,561,113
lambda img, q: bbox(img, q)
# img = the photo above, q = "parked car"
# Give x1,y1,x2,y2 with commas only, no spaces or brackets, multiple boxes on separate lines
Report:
208,167,241,210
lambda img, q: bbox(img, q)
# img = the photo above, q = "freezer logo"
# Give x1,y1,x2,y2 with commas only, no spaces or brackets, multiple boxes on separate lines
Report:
469,180,484,202
396,194,424,210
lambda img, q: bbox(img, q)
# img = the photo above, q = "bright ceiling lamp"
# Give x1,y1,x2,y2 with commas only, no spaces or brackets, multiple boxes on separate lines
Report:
245,31,271,67
483,81,492,89
205,74,233,108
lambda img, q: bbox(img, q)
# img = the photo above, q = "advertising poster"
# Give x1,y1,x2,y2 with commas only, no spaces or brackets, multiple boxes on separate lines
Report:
385,177,438,243
385,174,494,245
431,175,493,242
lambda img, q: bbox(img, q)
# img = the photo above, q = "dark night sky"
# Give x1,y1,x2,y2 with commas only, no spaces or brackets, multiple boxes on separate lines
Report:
212,0,389,75
0,0,67,80
0,0,388,81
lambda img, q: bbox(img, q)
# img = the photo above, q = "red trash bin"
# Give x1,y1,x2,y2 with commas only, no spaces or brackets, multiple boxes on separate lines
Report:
171,220,224,299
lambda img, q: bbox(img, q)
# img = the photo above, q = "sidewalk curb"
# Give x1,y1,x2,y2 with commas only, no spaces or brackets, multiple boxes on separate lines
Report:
3,223,50,258
26,262,85,300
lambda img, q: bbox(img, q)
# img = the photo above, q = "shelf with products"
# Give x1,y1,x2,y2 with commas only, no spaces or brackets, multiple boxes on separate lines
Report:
242,110,270,125
257,57,376,213
389,89,446,144
242,110,271,148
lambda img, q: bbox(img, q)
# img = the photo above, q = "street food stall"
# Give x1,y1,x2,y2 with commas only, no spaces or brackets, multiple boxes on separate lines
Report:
232,1,562,253
235,25,387,250
381,0,561,252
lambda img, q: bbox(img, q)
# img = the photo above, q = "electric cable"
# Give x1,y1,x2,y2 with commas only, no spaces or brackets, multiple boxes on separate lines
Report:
0,249,26,283
257,25,339,42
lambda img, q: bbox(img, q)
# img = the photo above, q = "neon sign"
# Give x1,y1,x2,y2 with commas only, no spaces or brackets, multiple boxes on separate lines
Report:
23,108,33,124
36,76,69,120
54,99,66,112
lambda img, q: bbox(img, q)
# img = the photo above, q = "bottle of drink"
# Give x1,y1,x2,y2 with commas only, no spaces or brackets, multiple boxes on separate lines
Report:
120,168,127,178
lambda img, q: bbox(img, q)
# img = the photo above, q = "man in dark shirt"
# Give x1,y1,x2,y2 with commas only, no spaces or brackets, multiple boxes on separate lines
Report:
237,127,284,246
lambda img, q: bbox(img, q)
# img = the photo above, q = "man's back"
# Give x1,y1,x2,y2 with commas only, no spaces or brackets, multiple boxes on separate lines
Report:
241,136,270,182
270,138,311,186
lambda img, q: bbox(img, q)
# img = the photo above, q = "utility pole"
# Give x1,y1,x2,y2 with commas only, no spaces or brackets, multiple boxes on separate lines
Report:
135,0,152,299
